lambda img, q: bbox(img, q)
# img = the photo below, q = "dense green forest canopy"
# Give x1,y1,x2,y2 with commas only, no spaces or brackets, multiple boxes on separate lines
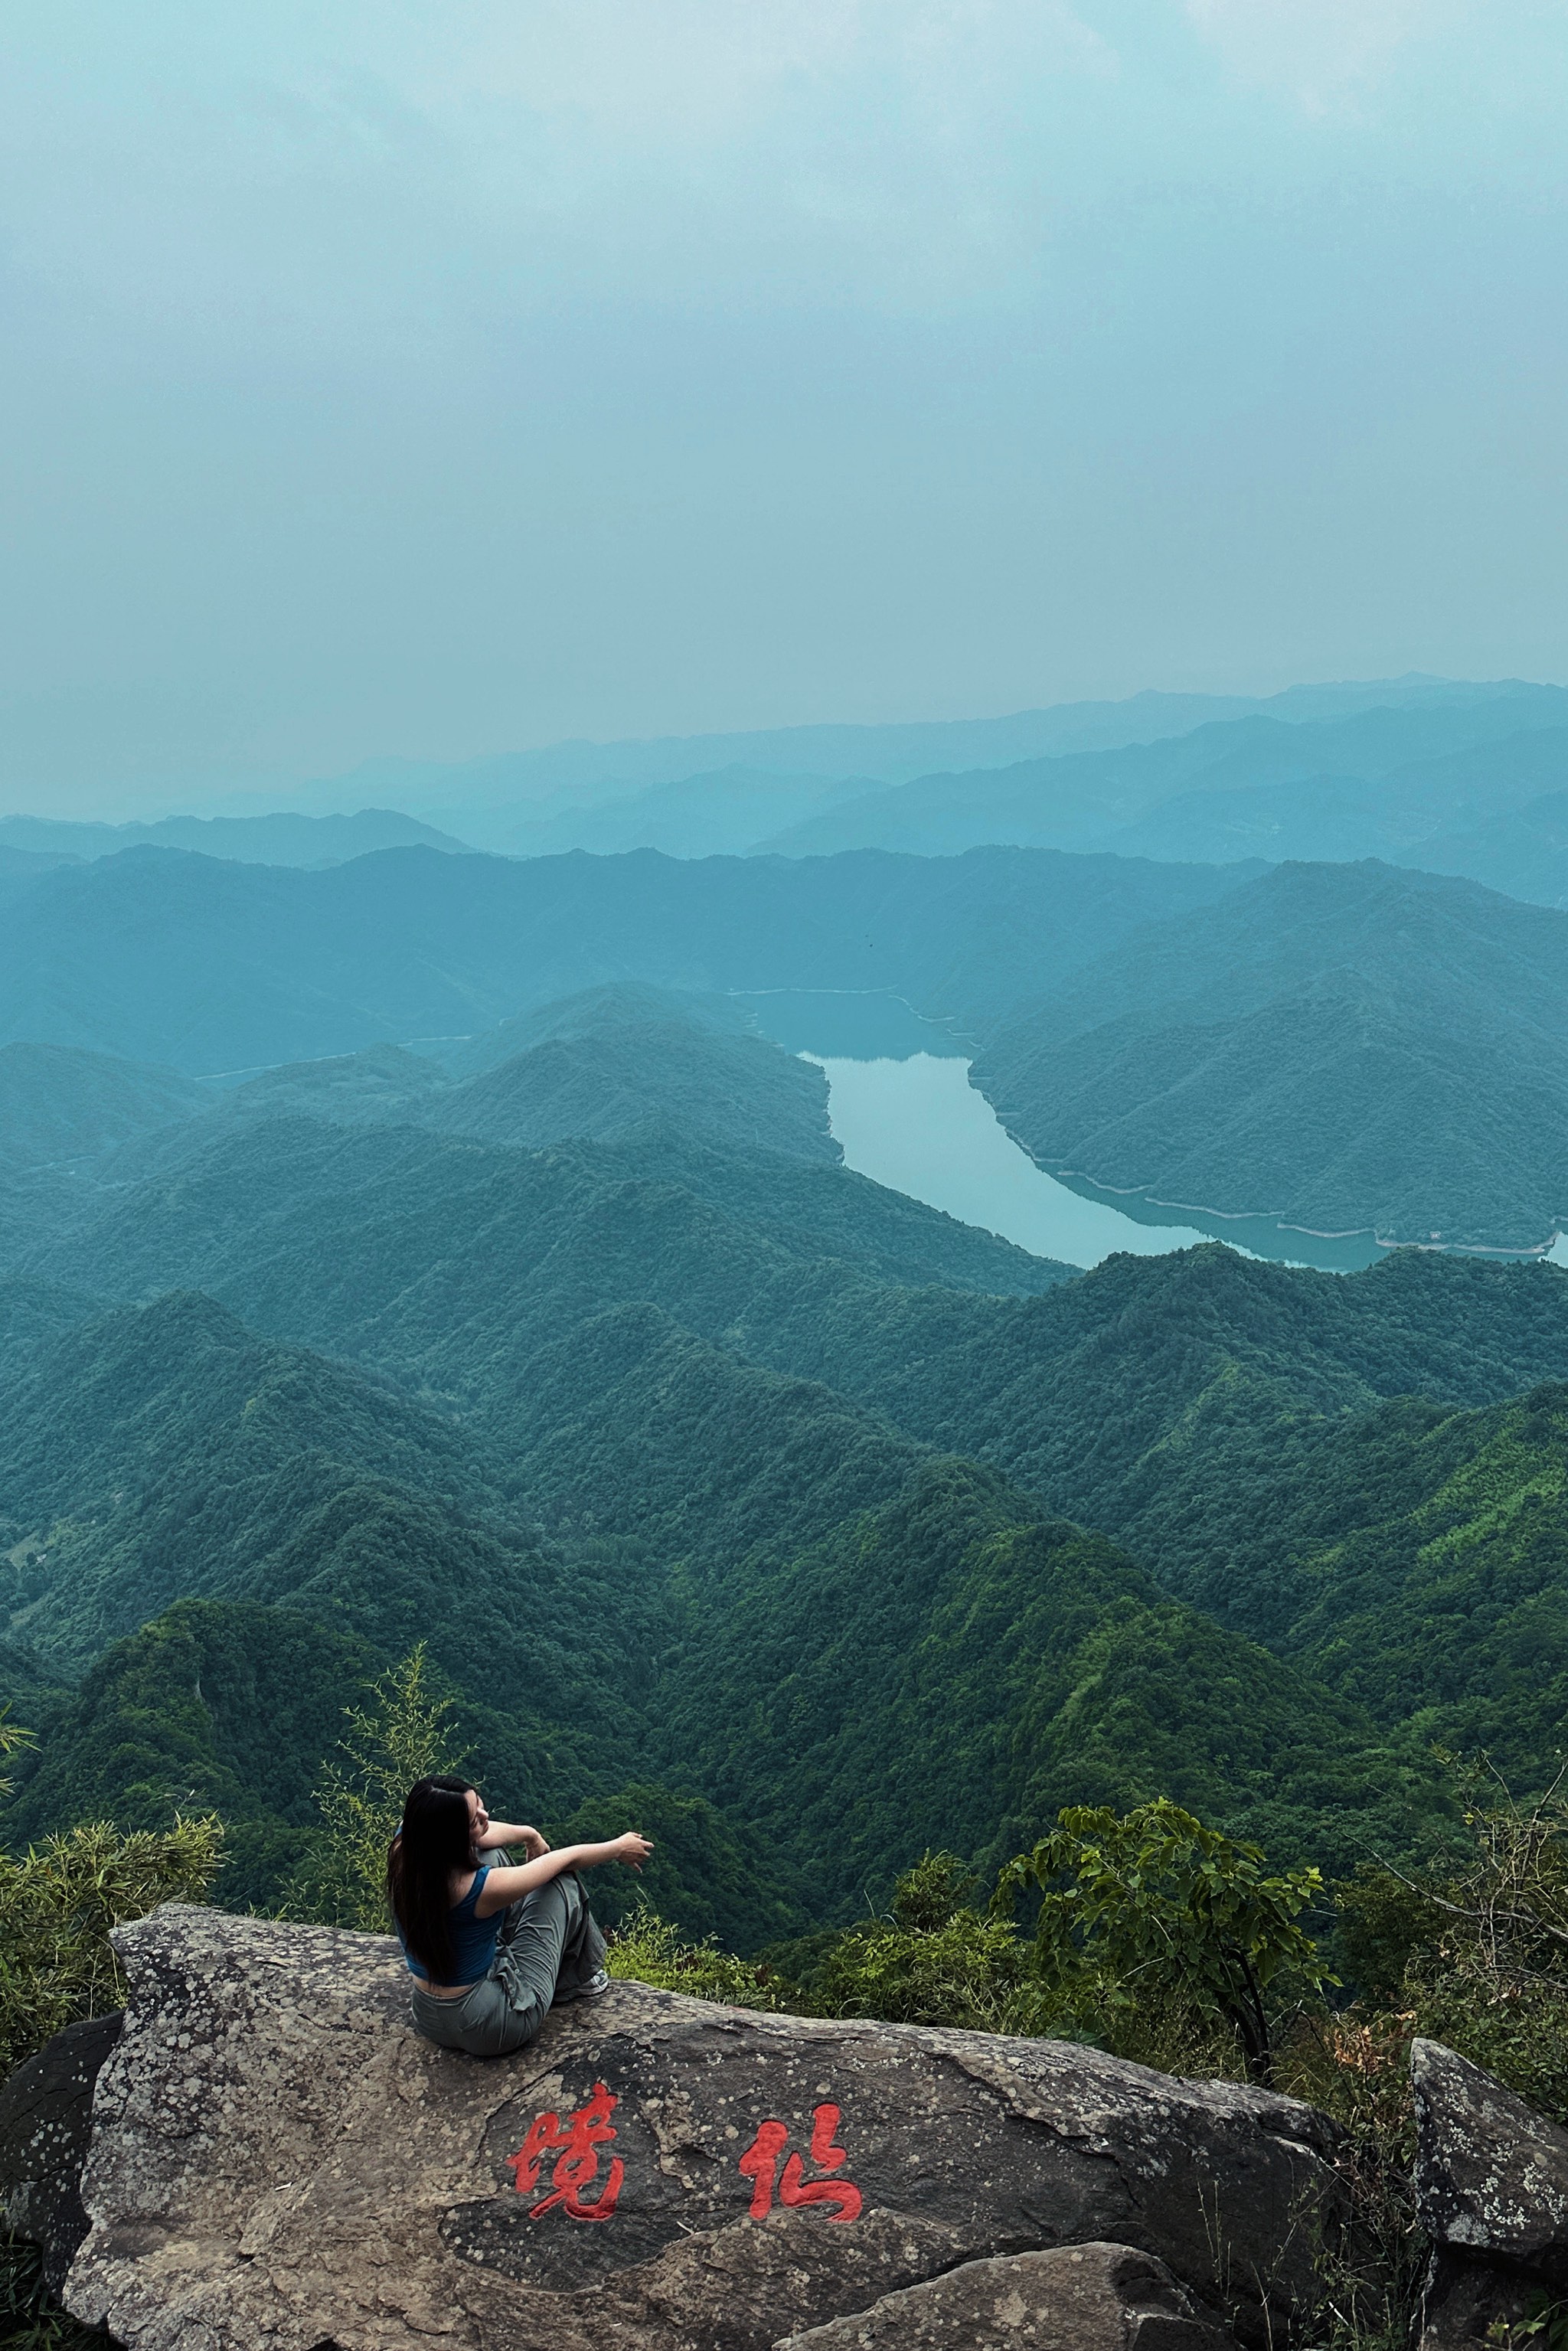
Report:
5,977,1568,1941
971,860,1568,1246
3,855,1568,1956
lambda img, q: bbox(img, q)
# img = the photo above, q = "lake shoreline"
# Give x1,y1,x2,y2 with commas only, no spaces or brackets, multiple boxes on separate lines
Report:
810,1050,1559,1275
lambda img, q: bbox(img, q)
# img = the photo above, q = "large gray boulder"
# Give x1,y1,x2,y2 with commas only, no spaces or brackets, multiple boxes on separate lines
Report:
1411,2037,1568,2283
0,2009,123,2294
777,2241,1236,2351
62,1905,1348,2351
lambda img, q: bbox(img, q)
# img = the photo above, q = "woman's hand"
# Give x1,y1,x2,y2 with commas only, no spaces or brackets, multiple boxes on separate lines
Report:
613,1832,653,1870
518,1825,550,1859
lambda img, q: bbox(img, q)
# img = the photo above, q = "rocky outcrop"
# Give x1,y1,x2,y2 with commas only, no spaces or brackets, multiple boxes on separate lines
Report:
0,2010,122,2293
1411,2037,1568,2279
777,2242,1236,2351
1412,2037,1568,2348
1416,2250,1537,2351
53,1905,1348,2351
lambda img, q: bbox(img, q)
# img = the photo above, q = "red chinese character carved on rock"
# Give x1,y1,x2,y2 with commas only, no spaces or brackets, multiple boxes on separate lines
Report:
738,2103,863,2224
505,2080,625,2222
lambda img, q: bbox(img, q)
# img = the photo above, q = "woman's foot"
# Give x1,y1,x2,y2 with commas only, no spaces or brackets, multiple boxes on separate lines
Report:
553,1967,612,2005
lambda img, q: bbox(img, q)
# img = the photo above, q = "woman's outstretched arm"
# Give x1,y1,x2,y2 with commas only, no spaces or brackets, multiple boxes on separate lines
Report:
473,1833,652,1914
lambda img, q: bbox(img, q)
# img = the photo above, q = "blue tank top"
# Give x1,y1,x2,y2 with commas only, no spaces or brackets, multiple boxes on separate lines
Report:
397,1866,501,1984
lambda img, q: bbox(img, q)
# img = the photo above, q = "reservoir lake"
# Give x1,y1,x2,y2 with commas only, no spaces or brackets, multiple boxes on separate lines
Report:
733,987,1452,1275
814,1052,1225,1270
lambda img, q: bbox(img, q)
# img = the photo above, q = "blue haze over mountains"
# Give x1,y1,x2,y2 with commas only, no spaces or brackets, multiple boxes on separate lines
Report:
10,675,1568,1943
11,674,1566,912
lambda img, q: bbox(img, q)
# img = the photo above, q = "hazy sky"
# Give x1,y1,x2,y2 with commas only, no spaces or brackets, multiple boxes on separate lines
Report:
3,2,1566,808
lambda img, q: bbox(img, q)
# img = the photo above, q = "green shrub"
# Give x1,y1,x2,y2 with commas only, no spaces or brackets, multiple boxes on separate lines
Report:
0,1812,223,2078
805,1852,1036,2032
606,1904,785,2009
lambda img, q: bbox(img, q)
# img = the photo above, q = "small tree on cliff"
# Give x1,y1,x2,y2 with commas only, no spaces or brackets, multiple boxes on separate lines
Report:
286,1644,466,1932
996,1797,1332,2081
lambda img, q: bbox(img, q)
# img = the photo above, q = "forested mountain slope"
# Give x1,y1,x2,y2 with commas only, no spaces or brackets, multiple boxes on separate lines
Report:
998,859,1568,1045
120,991,844,1174
8,1082,1568,1851
971,981,1564,1246
651,1456,1432,1899
7,876,1568,1939
0,843,1252,1069
0,1283,1436,1910
0,1294,658,1726
436,982,759,1070
420,1017,840,1161
16,988,1071,1298
0,1043,206,1169
732,1242,1568,1791
7,1595,804,1948
16,1108,1568,1583
736,1239,1568,1481
969,860,1568,1246
20,1115,1071,1371
2,837,1557,1249
1142,1379,1568,1784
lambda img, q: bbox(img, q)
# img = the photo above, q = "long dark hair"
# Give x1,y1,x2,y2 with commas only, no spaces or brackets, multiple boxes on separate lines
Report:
387,1776,479,1981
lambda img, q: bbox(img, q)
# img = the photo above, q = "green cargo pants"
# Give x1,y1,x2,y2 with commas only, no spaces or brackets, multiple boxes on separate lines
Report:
407,1869,608,2058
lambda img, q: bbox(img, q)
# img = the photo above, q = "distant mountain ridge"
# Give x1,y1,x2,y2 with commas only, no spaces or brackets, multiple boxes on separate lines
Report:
0,807,473,867
8,678,1565,909
376,678,1568,912
0,842,1251,1071
315,672,1508,822
755,687,1568,885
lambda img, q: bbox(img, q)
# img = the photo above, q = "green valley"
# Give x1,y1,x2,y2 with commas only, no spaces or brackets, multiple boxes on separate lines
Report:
5,982,1568,1946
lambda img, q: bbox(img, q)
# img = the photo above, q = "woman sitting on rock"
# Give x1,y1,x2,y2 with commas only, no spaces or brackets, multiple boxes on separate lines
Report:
389,1775,652,2057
